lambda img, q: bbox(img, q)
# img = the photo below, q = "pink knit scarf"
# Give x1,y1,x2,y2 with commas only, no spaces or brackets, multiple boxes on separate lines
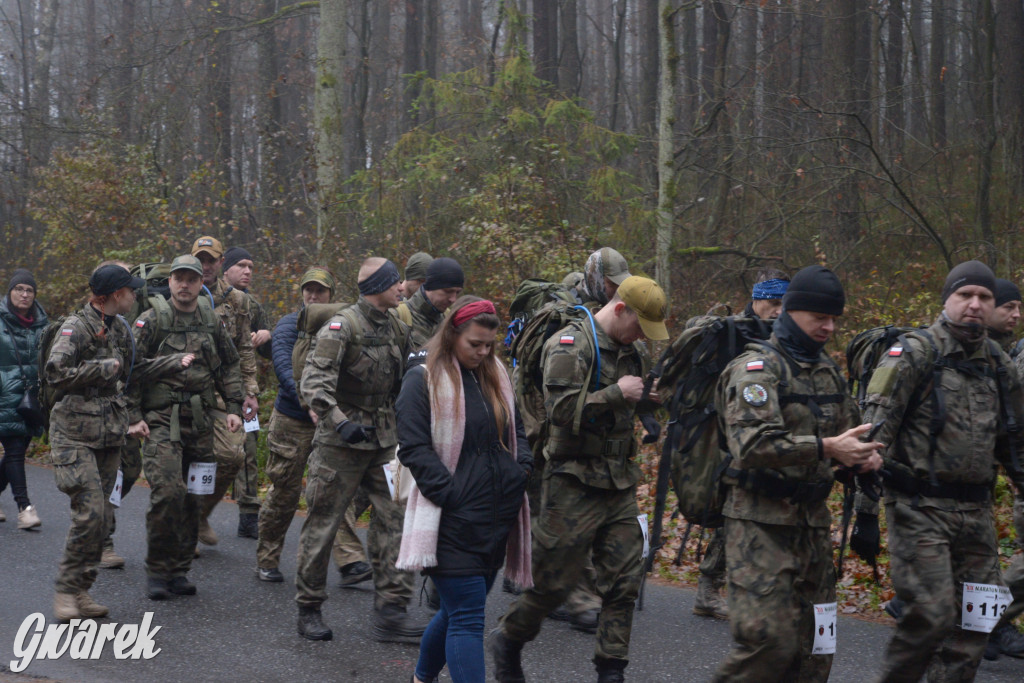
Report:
396,358,533,589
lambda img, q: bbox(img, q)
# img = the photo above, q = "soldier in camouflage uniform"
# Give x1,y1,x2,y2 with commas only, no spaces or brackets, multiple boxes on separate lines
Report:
256,267,335,582
46,265,193,620
691,268,791,622
491,276,667,683
711,266,882,683
400,251,433,300
294,257,425,643
131,255,245,600
861,261,1024,682
190,236,260,547
220,246,272,539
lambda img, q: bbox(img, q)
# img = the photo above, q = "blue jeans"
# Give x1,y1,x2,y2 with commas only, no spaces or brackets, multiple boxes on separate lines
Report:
415,571,497,683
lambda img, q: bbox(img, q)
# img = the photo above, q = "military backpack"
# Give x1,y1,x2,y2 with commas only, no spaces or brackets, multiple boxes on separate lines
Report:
503,278,579,351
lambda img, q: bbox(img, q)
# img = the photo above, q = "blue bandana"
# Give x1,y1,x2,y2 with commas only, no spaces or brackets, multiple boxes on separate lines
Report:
358,259,401,296
752,278,789,300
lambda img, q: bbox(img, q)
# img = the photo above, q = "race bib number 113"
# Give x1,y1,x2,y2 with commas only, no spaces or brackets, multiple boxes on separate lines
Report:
962,582,1013,633
812,602,837,655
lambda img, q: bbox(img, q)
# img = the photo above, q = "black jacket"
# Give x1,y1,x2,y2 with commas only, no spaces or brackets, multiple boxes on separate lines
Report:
397,363,532,576
271,310,309,421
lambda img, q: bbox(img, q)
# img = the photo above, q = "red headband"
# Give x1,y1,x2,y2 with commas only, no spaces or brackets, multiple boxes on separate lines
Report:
452,299,497,327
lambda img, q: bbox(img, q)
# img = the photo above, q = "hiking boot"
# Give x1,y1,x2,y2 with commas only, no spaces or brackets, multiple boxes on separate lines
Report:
99,547,125,569
548,605,572,622
237,513,259,539
488,629,526,683
692,575,729,620
338,560,372,586
54,592,80,622
884,597,905,621
595,656,627,683
17,505,40,530
168,576,196,596
76,592,109,618
257,567,284,583
197,517,218,545
985,623,1024,660
372,603,428,643
502,576,522,595
147,577,171,601
570,608,599,634
297,606,333,641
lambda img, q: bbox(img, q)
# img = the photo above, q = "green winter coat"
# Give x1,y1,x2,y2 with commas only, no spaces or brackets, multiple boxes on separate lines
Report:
0,297,49,437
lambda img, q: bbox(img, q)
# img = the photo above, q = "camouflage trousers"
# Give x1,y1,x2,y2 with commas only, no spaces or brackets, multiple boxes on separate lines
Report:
294,443,414,610
995,497,1024,628
256,410,371,570
500,472,643,662
198,407,246,521
699,526,727,584
51,442,121,594
232,430,260,515
103,436,143,551
712,517,834,683
877,501,1003,683
526,454,602,615
141,408,214,580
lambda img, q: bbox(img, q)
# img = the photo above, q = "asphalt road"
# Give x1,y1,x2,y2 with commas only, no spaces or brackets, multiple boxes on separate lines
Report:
1,462,1022,682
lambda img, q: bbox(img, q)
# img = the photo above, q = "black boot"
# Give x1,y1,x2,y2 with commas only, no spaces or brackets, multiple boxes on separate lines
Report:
985,623,1024,660
595,656,627,683
168,576,197,596
884,596,905,621
237,513,259,539
146,577,171,601
297,606,333,641
372,603,428,643
488,629,526,683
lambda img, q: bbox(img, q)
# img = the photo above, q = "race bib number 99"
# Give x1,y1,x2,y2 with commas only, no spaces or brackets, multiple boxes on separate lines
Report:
186,462,217,495
962,582,1013,633
812,602,837,655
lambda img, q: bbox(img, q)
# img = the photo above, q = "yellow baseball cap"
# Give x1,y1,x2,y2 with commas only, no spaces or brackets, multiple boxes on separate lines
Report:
191,236,224,259
617,276,669,340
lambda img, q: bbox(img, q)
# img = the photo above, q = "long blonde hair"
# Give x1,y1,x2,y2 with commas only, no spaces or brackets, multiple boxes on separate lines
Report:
424,295,510,447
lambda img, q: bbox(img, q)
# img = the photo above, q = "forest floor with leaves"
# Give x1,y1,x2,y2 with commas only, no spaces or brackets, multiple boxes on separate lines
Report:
634,440,1023,625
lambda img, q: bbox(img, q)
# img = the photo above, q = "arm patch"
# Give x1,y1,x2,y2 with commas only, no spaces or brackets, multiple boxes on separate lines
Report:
314,337,341,361
866,366,899,396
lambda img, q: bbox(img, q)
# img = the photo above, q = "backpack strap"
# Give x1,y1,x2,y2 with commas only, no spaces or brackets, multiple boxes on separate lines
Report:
395,302,413,327
570,306,601,437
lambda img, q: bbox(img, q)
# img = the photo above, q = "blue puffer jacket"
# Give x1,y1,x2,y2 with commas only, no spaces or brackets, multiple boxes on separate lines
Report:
0,297,49,437
272,310,311,422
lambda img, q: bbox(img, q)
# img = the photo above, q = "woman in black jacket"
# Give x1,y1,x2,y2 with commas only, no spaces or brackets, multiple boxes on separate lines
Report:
396,296,532,683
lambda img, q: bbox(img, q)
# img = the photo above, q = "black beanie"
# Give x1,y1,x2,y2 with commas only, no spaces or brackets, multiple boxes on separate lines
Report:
781,266,845,316
222,246,254,273
995,278,1022,307
424,257,465,291
942,260,996,302
8,269,36,293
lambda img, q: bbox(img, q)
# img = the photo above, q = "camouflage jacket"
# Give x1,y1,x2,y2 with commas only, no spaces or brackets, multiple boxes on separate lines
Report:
301,297,410,451
541,318,650,490
129,303,244,421
46,306,181,446
209,278,259,397
716,335,860,527
862,318,1024,510
393,287,445,351
244,289,273,360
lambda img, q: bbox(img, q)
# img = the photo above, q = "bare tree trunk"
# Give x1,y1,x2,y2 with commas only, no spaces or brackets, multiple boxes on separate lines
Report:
345,0,371,177
908,0,927,142
638,0,658,187
83,0,97,107
560,0,581,95
369,0,394,165
533,0,559,85
402,0,424,129
680,2,698,130
609,0,627,130
826,0,864,248
703,0,732,241
256,0,285,231
30,0,59,164
657,0,678,296
975,0,997,263
315,0,349,245
930,0,947,148
885,0,905,156
996,0,1024,199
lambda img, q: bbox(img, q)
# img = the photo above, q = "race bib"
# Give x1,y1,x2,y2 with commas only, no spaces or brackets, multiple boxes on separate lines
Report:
108,469,124,507
244,415,261,433
383,464,396,499
812,602,837,655
637,513,650,560
186,462,217,495
962,582,1013,633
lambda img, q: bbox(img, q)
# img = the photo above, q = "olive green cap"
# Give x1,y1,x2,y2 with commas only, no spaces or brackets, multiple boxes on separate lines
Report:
404,252,433,281
300,267,336,294
169,254,204,277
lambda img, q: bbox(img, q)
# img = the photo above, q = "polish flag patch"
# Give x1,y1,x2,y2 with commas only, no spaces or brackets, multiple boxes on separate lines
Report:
135,320,146,327
746,360,764,371
329,322,342,331
559,335,575,345
60,328,74,336
889,345,904,357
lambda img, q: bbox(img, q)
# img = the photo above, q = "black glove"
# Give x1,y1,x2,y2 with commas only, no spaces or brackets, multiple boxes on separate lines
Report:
849,512,881,566
336,420,376,444
640,413,661,444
